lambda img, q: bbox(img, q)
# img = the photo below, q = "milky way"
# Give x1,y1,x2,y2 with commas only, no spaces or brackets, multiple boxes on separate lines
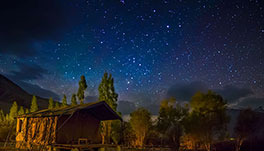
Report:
0,0,263,107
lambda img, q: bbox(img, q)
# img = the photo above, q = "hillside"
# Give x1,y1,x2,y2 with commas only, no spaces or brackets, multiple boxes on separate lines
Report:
0,74,49,113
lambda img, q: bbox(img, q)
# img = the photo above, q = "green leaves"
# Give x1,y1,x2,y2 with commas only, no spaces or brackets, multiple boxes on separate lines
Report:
62,94,68,107
130,108,152,147
48,97,54,109
55,101,60,108
185,91,229,151
9,101,18,120
18,106,25,115
71,94,77,106
30,95,38,113
98,72,118,111
157,98,188,149
0,110,5,122
77,75,87,104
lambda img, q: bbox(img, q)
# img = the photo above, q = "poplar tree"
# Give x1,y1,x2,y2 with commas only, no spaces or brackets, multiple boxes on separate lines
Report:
71,94,77,106
77,75,87,104
62,94,68,107
98,72,119,144
9,101,18,121
48,97,54,109
98,72,118,111
30,95,38,112
18,106,25,115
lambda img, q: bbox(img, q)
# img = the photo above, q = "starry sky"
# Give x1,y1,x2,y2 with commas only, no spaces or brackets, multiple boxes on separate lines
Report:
0,0,264,111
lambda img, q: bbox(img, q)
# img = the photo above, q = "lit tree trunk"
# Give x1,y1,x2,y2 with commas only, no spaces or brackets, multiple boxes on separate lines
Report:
205,143,211,151
106,121,112,144
101,122,107,144
102,136,105,144
236,137,244,151
138,131,145,148
204,131,212,151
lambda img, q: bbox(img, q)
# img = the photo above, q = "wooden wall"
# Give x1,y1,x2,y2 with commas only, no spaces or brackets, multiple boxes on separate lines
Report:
16,116,57,149
56,110,101,144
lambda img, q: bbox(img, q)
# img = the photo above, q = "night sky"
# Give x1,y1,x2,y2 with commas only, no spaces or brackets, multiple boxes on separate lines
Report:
0,0,264,111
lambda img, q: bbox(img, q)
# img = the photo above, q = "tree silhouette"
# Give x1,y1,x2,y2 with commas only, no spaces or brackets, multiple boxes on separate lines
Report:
9,101,18,121
48,97,54,109
77,75,87,104
98,72,119,144
62,94,68,107
184,91,229,151
30,96,38,112
130,108,152,148
18,106,25,115
71,94,77,106
0,109,5,122
234,108,258,151
98,72,118,110
157,98,188,150
55,101,60,108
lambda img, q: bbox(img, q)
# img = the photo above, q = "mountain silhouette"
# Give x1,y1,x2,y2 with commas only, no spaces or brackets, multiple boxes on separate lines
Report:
0,74,49,113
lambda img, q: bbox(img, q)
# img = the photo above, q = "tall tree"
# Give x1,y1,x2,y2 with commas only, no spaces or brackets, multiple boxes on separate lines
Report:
184,91,229,151
18,106,25,115
61,94,68,107
30,95,38,112
157,98,188,150
98,72,118,111
9,101,18,121
234,108,258,151
48,97,54,109
77,75,87,104
98,72,119,144
130,108,152,148
71,94,77,106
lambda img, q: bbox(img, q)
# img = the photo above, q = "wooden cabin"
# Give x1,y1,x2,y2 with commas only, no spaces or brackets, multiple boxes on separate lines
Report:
16,101,122,150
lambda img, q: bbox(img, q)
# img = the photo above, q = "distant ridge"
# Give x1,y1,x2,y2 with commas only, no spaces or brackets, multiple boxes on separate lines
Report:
0,74,49,113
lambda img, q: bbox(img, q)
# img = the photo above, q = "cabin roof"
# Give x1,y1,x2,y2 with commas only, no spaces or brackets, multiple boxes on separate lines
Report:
17,101,122,121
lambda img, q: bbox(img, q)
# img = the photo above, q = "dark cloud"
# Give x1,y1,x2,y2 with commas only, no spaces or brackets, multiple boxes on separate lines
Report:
6,62,60,99
130,93,153,107
166,82,254,104
117,101,136,115
119,82,257,114
8,62,48,81
125,92,160,114
166,81,208,102
215,85,254,103
236,97,264,109
0,0,80,56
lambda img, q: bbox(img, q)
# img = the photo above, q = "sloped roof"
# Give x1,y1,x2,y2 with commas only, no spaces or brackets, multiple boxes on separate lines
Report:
17,101,122,121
